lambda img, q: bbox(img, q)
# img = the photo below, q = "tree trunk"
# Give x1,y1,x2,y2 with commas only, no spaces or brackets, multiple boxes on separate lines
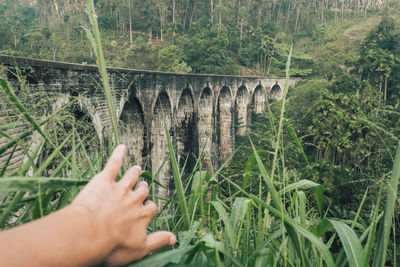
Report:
218,0,222,35
189,3,195,29
171,0,175,23
276,0,282,26
129,0,133,44
341,0,345,19
160,15,164,41
149,28,152,41
364,0,368,18
334,4,338,25
210,0,214,22
239,19,243,50
294,5,300,33
384,76,388,104
321,8,324,24
266,46,275,76
13,33,17,47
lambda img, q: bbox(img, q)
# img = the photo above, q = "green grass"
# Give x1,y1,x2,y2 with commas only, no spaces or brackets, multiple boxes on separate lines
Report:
0,1,399,266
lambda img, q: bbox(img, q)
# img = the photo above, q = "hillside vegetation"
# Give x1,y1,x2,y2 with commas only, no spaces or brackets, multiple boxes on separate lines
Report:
0,0,397,77
1,0,400,266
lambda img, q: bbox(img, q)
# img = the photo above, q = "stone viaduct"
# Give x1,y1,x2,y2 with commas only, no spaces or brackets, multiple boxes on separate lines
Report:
0,55,299,198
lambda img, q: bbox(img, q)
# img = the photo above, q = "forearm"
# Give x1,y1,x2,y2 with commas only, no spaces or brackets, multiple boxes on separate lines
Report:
0,205,113,267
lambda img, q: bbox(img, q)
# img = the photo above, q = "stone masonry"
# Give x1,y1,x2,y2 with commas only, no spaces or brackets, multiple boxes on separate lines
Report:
0,55,299,199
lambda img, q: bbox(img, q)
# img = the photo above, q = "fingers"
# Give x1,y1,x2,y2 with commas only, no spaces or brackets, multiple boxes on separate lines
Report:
102,145,127,180
119,165,141,190
144,231,176,253
133,181,149,202
143,200,157,218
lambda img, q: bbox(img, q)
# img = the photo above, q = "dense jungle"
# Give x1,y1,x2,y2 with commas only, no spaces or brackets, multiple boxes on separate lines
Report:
0,0,400,266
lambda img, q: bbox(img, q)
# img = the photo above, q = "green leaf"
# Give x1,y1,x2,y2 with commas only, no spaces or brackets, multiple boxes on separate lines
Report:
165,117,190,229
178,220,201,249
330,220,365,267
314,185,324,218
128,246,194,267
373,141,400,267
280,179,320,194
222,175,335,267
283,119,309,165
211,200,234,248
314,219,333,237
230,197,250,254
188,171,210,223
0,177,87,193
249,139,283,212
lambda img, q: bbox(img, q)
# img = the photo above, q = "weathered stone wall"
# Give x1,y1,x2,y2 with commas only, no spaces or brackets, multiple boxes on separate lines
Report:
0,55,299,197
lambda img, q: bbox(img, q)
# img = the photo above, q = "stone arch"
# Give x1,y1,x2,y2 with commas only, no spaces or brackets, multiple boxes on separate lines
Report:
269,83,283,100
235,86,249,136
151,91,172,200
77,97,104,142
119,96,145,166
151,84,172,115
67,98,102,161
38,96,101,176
251,85,266,114
198,87,214,172
217,86,233,163
176,88,195,170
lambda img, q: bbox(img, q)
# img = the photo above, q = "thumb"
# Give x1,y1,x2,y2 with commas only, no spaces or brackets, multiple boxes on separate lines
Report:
144,231,176,252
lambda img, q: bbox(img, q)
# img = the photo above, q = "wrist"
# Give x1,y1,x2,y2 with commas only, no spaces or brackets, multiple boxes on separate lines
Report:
66,204,116,263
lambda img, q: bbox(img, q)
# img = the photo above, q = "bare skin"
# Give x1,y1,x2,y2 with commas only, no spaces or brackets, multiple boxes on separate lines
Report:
0,145,176,267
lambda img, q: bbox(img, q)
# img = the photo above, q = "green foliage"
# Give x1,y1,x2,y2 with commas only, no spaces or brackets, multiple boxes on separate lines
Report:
182,25,237,75
120,35,157,70
157,45,191,73
1,1,400,266
346,16,400,104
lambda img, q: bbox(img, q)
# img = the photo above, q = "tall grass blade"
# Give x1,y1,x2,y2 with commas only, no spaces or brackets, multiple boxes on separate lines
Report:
178,220,201,249
211,200,235,247
0,177,86,193
280,179,319,194
0,77,53,147
222,175,335,267
249,138,283,211
330,220,365,267
200,233,242,266
0,191,24,227
364,184,383,264
0,119,46,155
0,145,16,176
269,44,292,183
84,0,119,145
165,118,190,228
35,133,72,176
188,171,210,223
314,185,324,218
241,151,267,192
229,197,250,256
283,119,309,165
126,246,195,267
373,141,400,267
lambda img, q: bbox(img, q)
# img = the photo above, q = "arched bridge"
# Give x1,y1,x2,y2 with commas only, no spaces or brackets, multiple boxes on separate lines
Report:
0,55,299,198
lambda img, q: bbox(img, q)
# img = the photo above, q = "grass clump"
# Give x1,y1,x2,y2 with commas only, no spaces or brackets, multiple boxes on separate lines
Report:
0,1,399,266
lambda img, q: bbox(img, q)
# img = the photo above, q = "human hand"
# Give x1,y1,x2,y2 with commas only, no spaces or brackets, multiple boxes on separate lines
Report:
71,145,176,266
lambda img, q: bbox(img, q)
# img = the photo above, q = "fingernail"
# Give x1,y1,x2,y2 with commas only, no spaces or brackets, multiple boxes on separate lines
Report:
139,181,148,187
116,144,127,154
169,234,176,245
134,165,142,173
